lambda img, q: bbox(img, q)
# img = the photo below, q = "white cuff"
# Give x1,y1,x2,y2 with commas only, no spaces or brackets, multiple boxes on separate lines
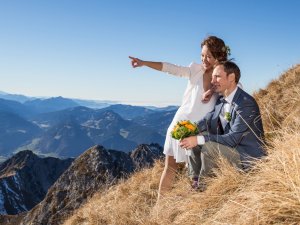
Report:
197,135,205,145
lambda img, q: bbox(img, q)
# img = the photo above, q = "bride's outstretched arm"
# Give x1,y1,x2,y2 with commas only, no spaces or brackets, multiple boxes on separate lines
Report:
129,56,162,71
129,56,191,78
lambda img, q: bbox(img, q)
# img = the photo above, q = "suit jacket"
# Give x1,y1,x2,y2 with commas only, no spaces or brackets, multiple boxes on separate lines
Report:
198,87,266,164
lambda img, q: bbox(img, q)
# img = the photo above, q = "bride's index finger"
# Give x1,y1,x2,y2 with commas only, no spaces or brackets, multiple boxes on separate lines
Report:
128,56,136,60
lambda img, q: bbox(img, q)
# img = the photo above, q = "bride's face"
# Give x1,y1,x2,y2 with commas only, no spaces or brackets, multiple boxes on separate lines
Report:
201,45,217,71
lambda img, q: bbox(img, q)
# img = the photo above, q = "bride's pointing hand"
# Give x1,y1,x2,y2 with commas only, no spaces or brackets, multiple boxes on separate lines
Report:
129,56,144,68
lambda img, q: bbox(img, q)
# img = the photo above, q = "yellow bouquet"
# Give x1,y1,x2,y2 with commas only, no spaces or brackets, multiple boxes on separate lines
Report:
171,120,199,156
171,120,199,140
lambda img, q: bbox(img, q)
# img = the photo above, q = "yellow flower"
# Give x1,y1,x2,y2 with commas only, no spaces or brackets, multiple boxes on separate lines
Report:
185,124,196,131
180,120,189,125
171,120,199,140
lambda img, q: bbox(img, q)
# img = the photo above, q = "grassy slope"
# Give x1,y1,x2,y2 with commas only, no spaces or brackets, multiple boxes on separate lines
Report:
64,65,300,225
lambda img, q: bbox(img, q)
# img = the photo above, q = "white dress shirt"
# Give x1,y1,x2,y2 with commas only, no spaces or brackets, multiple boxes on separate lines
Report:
219,87,238,129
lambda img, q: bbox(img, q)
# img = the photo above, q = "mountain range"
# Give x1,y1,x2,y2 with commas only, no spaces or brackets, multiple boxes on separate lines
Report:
17,108,166,157
0,91,115,109
0,92,177,158
0,91,173,223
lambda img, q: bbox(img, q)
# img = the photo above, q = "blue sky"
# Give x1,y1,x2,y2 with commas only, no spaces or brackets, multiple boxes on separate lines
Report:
0,0,299,106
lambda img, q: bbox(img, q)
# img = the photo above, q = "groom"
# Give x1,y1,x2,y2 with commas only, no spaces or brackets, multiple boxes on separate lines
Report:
180,61,265,185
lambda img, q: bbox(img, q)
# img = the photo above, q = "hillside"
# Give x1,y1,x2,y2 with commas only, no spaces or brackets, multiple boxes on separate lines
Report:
254,64,300,133
64,64,300,225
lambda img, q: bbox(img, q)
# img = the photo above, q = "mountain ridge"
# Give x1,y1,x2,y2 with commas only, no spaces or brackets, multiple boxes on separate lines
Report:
0,150,73,215
0,143,163,225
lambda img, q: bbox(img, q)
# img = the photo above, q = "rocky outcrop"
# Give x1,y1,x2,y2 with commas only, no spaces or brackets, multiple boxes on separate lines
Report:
18,144,163,225
19,145,134,225
0,150,73,215
130,143,163,169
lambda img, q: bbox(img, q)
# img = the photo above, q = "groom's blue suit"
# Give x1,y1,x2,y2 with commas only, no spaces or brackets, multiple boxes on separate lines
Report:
197,87,265,166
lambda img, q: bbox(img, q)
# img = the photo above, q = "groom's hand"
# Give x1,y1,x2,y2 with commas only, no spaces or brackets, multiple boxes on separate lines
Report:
180,136,198,149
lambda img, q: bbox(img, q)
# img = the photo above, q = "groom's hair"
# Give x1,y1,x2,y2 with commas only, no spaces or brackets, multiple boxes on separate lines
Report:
219,61,241,83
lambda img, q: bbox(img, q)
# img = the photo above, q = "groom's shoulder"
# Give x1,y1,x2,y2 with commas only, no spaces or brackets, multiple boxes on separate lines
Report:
236,88,259,107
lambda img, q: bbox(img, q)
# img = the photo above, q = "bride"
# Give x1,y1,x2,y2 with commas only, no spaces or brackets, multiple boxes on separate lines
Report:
129,36,230,199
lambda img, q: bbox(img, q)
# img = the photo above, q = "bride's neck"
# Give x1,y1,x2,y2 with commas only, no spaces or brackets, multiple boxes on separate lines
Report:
203,69,213,91
204,69,212,77
204,67,213,75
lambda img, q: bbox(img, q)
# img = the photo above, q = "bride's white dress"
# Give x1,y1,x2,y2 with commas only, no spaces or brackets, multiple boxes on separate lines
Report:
162,62,217,162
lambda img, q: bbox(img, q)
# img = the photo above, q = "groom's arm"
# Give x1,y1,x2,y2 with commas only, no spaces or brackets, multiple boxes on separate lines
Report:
203,101,261,148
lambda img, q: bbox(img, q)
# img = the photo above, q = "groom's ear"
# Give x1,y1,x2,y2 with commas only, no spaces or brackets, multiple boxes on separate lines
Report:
228,73,235,82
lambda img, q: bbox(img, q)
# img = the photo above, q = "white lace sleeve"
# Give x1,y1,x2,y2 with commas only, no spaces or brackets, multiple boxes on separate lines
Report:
161,62,191,78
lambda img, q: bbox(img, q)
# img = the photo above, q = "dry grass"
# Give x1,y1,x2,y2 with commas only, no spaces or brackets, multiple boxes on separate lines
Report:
64,128,300,225
254,64,300,133
204,128,300,224
64,65,300,225
64,162,164,225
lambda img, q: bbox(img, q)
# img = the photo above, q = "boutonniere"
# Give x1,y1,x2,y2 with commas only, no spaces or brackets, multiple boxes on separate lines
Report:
224,112,231,122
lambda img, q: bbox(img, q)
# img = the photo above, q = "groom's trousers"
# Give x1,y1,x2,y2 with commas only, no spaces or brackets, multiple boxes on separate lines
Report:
188,141,242,179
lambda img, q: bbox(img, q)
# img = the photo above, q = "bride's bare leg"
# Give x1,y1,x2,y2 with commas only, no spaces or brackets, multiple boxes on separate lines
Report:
157,155,177,201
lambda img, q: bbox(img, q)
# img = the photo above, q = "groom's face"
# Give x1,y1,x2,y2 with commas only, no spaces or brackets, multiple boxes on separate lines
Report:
211,65,230,95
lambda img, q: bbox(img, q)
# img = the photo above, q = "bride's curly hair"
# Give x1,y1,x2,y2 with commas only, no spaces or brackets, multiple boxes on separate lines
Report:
201,36,230,62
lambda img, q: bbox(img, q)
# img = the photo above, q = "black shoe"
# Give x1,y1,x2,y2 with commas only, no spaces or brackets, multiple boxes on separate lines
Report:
191,177,199,190
191,178,207,192
197,181,207,192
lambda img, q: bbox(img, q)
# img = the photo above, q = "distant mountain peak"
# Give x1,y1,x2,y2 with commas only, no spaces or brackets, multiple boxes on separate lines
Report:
0,91,35,103
0,150,38,177
24,96,79,114
12,150,37,161
44,96,76,103
130,143,163,169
